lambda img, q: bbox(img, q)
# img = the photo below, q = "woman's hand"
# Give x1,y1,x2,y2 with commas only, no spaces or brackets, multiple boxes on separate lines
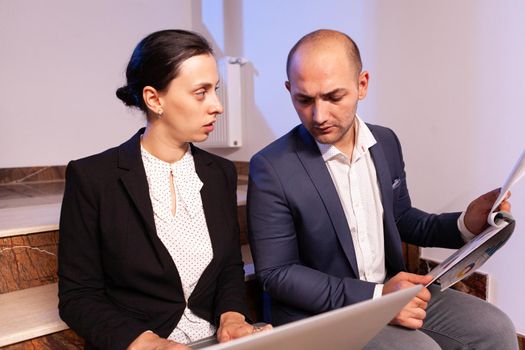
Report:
127,331,190,350
216,311,272,343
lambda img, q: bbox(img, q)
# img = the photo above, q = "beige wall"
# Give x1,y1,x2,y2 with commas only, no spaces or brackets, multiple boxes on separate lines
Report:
0,0,192,167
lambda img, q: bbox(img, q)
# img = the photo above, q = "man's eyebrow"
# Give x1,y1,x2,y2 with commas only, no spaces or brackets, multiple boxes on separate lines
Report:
293,92,313,99
320,88,347,98
293,88,347,98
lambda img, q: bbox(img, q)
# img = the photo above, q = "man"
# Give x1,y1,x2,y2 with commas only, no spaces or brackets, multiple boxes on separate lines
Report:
247,29,517,349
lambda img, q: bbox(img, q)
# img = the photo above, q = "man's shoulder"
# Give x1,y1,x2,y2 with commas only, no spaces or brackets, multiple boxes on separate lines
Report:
252,125,304,160
365,122,397,141
365,122,404,152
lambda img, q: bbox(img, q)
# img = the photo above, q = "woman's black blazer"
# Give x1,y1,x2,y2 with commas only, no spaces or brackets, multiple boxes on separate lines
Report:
58,129,248,350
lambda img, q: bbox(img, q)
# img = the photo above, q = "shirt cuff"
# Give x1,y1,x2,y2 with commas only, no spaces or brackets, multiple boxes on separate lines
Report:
373,283,384,299
457,211,476,242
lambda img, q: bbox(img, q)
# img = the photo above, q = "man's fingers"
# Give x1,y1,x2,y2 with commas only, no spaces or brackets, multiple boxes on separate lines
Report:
499,201,511,212
414,296,429,310
391,300,427,329
391,312,426,329
400,317,424,330
416,287,431,302
403,273,433,286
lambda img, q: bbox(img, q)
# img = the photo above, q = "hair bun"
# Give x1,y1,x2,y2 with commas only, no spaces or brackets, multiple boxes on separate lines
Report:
116,86,138,107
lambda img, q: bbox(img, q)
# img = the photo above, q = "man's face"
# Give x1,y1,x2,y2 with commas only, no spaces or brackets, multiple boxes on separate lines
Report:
286,43,368,151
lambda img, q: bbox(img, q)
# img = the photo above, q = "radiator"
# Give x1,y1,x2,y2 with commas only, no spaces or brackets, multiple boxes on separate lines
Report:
200,57,245,148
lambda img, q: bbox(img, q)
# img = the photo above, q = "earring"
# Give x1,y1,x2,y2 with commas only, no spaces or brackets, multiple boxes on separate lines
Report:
157,109,163,118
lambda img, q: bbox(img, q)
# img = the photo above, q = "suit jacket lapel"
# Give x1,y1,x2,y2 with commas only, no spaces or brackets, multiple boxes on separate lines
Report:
368,143,393,221
368,129,405,272
192,145,224,273
117,129,180,277
294,126,360,276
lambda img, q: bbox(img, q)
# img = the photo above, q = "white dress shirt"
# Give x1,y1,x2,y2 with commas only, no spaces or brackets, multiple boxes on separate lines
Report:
317,116,474,299
317,116,386,297
141,146,215,343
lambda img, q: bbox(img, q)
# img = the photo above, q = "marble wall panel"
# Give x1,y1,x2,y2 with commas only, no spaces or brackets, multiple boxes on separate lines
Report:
0,330,84,350
0,231,58,293
0,166,65,184
0,166,65,208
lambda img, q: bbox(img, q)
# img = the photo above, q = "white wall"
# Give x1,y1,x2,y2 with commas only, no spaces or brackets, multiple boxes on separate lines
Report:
201,0,525,334
367,0,525,332
0,0,192,167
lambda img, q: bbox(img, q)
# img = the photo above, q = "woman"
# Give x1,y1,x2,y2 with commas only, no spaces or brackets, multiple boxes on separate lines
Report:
58,29,263,350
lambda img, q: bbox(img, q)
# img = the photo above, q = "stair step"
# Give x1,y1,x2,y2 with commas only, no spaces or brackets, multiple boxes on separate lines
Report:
0,283,67,347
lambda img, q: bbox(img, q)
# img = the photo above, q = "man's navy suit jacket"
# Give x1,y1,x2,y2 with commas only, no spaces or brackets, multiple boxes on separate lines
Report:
247,123,464,325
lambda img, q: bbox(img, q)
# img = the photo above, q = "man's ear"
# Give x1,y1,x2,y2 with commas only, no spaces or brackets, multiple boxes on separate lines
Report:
358,71,369,100
143,86,163,115
285,81,291,93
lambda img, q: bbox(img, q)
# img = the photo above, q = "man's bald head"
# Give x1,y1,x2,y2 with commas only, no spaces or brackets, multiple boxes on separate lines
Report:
286,29,363,81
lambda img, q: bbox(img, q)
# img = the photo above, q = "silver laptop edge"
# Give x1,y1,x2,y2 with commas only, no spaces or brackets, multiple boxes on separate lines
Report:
196,285,421,350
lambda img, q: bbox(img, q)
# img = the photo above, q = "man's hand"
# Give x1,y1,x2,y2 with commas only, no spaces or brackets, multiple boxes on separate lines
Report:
127,331,190,350
383,272,433,329
217,312,272,343
464,188,511,235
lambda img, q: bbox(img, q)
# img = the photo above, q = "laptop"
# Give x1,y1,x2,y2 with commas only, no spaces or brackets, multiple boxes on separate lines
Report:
189,285,421,350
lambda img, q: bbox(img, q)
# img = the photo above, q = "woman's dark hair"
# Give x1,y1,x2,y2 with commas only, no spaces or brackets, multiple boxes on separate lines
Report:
116,29,213,112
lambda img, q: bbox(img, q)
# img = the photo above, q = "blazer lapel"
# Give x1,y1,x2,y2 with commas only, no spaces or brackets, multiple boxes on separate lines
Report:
368,143,393,221
117,129,179,276
191,145,225,273
368,131,406,272
294,126,360,276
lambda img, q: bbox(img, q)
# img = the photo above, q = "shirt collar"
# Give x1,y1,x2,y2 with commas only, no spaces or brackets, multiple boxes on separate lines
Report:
141,145,193,170
141,145,203,219
316,115,377,163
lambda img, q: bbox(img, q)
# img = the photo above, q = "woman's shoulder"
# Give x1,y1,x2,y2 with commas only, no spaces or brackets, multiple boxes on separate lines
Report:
67,130,142,181
65,146,121,191
69,146,119,171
